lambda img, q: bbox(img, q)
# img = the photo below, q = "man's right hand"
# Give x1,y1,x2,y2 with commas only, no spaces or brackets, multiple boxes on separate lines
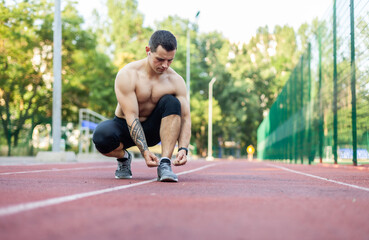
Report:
143,150,159,167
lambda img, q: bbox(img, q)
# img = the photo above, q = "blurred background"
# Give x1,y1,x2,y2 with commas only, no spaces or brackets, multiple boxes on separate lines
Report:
0,0,368,165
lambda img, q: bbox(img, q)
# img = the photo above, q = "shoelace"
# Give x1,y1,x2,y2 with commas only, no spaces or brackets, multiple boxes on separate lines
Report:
118,161,130,171
159,163,172,172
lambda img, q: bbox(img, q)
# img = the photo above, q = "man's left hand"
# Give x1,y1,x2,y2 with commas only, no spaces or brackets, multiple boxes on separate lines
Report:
174,150,187,166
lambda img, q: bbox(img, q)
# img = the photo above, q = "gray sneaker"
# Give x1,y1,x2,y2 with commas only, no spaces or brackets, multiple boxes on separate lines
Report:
115,151,132,179
157,158,178,182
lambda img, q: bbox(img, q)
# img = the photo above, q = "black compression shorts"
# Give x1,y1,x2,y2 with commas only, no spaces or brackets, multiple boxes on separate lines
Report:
92,94,181,154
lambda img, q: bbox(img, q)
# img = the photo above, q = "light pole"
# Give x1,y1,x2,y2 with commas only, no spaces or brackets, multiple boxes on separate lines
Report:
186,11,200,102
52,0,62,152
207,77,217,161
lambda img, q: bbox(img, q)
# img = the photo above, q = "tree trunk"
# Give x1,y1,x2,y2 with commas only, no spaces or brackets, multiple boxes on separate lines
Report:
7,131,11,156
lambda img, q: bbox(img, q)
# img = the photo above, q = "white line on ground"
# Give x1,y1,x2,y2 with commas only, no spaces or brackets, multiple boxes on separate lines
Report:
267,163,369,192
0,163,218,217
0,166,115,175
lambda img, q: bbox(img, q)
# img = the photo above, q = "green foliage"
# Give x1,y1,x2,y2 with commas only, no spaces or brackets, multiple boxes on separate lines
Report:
0,0,52,155
0,0,117,155
95,0,151,68
222,25,299,154
190,93,221,157
60,2,117,120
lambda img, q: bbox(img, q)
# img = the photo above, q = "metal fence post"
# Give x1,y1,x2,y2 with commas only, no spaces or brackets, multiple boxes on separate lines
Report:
318,26,324,164
293,69,298,164
300,56,304,164
350,0,357,166
307,43,313,164
333,0,338,164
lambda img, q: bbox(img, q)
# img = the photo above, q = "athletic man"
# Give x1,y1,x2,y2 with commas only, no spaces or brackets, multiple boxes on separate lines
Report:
92,30,191,182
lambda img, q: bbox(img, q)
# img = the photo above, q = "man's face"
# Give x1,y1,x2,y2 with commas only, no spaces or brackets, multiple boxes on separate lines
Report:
146,45,176,74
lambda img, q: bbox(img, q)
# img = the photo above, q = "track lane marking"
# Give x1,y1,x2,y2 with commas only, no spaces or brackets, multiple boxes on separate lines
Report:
0,165,115,176
0,163,219,217
267,163,369,192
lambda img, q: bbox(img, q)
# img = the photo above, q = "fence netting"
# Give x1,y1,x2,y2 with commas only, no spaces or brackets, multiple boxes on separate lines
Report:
257,0,369,165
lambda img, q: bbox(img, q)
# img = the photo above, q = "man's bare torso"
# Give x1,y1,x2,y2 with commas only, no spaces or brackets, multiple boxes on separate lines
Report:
115,59,180,121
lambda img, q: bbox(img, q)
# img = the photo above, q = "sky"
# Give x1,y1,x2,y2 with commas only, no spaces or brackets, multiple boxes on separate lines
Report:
76,0,333,44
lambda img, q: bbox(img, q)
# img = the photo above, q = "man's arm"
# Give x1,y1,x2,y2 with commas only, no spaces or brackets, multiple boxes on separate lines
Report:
177,95,191,149
127,118,148,154
114,69,159,167
174,78,191,166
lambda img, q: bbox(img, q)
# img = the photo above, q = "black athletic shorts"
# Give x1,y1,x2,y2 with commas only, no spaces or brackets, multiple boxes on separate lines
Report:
92,94,181,154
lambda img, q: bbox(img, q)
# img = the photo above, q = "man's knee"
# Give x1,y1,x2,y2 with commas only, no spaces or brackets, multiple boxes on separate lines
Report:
92,120,120,154
159,94,181,118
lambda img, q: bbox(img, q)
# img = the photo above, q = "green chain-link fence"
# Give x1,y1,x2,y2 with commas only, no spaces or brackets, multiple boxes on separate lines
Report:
257,0,369,165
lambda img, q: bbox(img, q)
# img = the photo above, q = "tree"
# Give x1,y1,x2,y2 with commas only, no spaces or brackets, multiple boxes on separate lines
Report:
226,25,299,153
0,0,52,155
94,0,151,68
0,0,117,155
59,3,117,121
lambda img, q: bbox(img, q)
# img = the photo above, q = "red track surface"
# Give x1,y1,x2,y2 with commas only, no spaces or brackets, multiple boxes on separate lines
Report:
1,159,369,240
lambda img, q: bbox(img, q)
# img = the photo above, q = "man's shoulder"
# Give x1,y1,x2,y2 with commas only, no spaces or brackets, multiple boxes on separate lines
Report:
165,68,186,96
167,67,184,82
120,60,145,72
117,60,145,80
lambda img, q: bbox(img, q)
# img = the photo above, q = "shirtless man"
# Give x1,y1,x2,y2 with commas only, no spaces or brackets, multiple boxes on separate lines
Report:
92,30,191,182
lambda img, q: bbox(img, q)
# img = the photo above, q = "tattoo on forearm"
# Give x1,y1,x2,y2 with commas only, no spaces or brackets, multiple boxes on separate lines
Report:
128,118,148,154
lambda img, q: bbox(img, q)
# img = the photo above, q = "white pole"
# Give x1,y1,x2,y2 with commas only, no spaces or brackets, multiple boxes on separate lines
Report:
52,0,62,152
207,77,216,161
185,11,200,103
186,29,190,102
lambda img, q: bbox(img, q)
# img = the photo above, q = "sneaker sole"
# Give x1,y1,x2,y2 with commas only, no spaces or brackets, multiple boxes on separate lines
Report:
115,175,132,179
158,176,178,182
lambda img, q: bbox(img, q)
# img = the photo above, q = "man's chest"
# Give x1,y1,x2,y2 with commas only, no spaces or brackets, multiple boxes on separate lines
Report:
135,78,176,104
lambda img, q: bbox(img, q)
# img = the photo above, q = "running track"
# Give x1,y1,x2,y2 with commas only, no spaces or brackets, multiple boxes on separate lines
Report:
1,159,369,240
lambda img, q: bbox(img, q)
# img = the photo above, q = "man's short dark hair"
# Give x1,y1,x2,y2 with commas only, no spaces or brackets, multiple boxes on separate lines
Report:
149,30,177,52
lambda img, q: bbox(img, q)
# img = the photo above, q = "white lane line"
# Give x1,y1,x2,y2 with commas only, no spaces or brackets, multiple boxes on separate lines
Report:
0,166,115,175
267,163,369,192
0,163,218,217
